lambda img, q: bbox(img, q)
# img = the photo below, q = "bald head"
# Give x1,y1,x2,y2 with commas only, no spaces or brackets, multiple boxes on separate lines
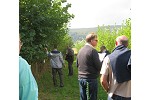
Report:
116,35,128,47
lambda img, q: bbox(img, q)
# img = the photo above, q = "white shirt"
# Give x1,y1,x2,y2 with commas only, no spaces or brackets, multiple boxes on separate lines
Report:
100,56,131,97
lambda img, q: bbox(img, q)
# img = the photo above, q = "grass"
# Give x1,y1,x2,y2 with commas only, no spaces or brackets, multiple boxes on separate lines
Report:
36,60,107,100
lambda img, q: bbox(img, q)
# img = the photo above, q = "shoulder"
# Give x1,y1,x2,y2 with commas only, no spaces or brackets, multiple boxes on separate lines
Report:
100,56,111,75
91,48,98,54
19,56,30,72
51,50,60,53
19,56,29,67
102,56,111,69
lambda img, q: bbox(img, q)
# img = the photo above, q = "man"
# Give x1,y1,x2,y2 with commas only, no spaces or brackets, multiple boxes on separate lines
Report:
19,34,38,100
99,45,110,55
100,35,131,100
45,45,65,87
77,32,102,100
65,46,74,76
98,45,110,62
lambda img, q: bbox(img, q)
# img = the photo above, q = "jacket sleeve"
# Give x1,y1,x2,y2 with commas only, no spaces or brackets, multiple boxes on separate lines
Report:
46,51,52,58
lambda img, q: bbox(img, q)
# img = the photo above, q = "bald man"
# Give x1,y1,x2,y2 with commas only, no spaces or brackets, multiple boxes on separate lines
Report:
100,35,131,100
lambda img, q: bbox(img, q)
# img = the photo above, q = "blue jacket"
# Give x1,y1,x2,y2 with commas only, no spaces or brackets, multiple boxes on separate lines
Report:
19,56,38,100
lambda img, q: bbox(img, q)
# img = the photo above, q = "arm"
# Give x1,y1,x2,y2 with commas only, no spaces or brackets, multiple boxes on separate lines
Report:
45,48,52,57
100,74,109,92
45,47,49,55
100,56,110,93
92,49,102,71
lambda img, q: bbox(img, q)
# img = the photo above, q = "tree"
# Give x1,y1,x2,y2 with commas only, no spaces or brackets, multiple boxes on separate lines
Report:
73,18,131,53
19,0,74,63
97,18,131,52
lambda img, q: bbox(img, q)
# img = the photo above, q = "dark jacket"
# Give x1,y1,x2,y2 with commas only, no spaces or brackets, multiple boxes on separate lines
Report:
108,45,131,83
77,44,102,79
65,47,74,62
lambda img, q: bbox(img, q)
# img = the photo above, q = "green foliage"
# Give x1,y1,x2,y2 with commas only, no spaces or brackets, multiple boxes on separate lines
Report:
73,18,131,53
19,0,74,62
55,33,73,54
73,40,86,52
97,18,131,52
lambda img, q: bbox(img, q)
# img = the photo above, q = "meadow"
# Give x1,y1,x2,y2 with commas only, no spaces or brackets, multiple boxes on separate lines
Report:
36,59,107,100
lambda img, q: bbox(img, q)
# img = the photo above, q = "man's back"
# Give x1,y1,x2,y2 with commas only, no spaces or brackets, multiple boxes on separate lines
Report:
66,47,74,62
77,44,101,79
48,50,64,68
100,35,131,99
101,56,131,98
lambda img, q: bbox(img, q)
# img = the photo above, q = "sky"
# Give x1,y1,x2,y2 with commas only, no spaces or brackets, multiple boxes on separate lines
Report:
67,0,131,28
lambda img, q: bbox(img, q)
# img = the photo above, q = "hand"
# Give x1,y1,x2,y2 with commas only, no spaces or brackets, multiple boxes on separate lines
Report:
45,47,48,51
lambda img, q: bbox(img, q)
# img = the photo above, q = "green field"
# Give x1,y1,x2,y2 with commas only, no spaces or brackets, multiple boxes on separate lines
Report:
36,60,107,100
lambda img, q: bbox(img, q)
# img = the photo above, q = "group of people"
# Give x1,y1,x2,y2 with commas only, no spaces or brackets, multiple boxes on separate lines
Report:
19,32,131,100
77,32,131,100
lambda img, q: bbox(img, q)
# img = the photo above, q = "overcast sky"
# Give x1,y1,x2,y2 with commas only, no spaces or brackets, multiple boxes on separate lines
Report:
67,0,131,28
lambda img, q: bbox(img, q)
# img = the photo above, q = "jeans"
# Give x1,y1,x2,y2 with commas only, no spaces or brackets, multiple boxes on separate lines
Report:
79,78,98,100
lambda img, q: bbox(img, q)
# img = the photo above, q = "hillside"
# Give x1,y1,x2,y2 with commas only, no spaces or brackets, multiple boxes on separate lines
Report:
68,25,121,42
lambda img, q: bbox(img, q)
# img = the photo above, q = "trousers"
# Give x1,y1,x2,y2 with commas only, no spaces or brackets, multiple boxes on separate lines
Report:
52,68,63,87
79,78,98,100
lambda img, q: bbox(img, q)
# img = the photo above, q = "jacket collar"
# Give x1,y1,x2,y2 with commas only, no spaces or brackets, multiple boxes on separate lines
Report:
85,43,95,49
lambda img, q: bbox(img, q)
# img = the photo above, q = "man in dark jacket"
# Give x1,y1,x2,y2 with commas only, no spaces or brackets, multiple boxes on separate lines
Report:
65,46,74,76
77,32,102,100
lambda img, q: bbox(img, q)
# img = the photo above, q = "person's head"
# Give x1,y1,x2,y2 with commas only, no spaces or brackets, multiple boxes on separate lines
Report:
100,46,106,52
115,35,128,47
86,32,98,47
67,45,71,49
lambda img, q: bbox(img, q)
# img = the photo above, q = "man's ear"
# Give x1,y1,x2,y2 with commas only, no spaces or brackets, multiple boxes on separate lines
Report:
115,41,118,46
